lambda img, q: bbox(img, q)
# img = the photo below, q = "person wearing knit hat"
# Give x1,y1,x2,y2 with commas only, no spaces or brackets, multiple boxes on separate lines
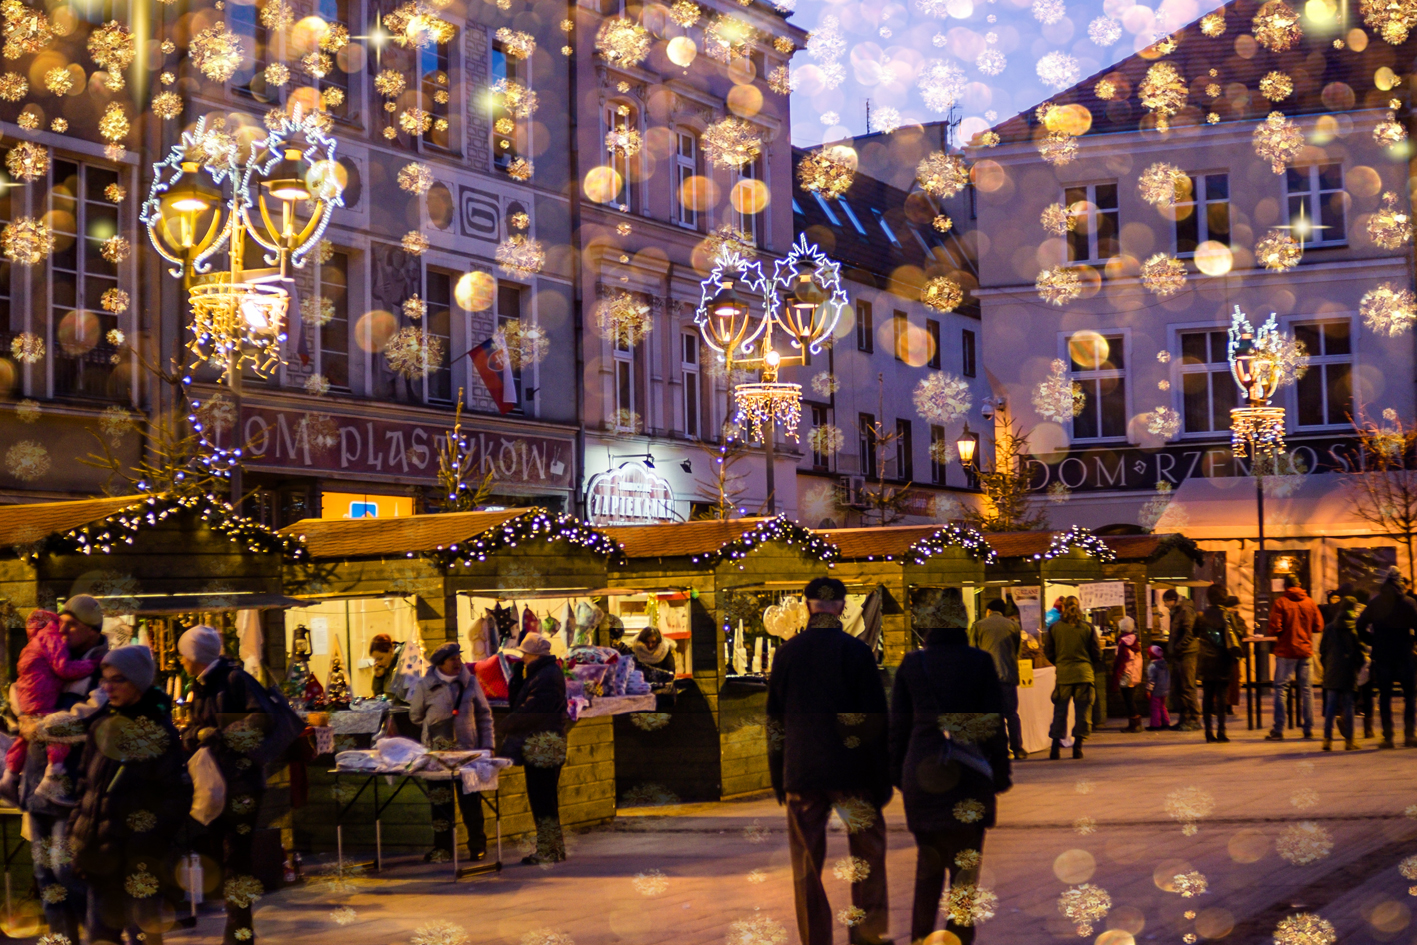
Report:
1146,645,1172,731
100,645,155,693
502,630,567,864
176,625,274,943
59,594,103,630
1357,566,1417,748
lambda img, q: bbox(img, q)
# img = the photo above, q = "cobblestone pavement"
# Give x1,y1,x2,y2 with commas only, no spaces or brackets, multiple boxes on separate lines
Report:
147,724,1417,944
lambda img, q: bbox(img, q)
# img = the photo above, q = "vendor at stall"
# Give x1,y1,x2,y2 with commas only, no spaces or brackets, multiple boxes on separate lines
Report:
629,627,676,682
408,643,494,863
369,635,397,698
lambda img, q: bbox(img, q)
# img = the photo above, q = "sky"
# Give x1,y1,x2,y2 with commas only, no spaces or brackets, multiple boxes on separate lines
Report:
785,0,1227,147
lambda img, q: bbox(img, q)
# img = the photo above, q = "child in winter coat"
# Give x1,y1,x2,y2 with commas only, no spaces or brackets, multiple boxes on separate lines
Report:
1146,645,1172,731
1111,618,1144,732
1,610,99,804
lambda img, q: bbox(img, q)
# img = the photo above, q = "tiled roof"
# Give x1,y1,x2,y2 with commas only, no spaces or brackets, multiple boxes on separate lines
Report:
988,0,1402,145
818,525,946,560
1102,533,1204,564
280,509,525,559
0,495,149,547
980,531,1058,559
602,518,771,559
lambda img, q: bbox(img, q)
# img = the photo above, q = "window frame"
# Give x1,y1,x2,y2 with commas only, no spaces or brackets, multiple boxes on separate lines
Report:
314,249,352,393
1065,330,1130,442
733,156,761,245
929,424,947,485
895,418,913,482
961,328,976,378
673,129,699,231
809,403,830,470
1289,316,1355,429
681,331,701,438
926,319,940,370
421,267,456,406
858,412,877,479
604,100,639,212
856,300,873,353
1175,326,1238,437
1172,172,1230,257
1285,163,1347,248
892,310,907,362
613,332,637,432
1064,181,1119,264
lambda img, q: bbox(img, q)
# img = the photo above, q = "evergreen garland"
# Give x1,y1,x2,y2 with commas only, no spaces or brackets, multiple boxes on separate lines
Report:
430,508,625,567
691,515,840,568
907,524,999,565
1043,525,1117,563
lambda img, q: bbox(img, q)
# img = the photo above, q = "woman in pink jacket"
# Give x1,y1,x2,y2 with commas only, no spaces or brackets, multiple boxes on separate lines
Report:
1111,617,1145,733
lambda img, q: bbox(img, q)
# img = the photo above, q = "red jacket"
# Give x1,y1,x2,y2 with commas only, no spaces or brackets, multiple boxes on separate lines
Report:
1268,587,1323,658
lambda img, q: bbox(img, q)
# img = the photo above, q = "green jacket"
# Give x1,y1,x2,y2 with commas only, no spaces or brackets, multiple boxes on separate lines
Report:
1044,619,1102,686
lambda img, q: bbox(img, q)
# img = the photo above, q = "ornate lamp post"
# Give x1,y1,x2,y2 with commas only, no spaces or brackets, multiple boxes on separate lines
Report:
142,109,343,503
694,235,847,513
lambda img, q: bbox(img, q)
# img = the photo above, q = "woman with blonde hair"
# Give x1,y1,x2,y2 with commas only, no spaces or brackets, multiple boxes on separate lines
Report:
1044,596,1102,760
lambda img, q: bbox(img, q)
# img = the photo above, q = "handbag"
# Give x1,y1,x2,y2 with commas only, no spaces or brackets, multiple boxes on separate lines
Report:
188,747,227,826
1356,658,1371,689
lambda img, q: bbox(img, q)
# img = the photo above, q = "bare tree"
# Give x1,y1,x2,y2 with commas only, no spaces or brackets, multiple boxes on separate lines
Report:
693,432,753,520
434,390,496,512
1340,408,1417,574
964,408,1049,533
856,414,913,526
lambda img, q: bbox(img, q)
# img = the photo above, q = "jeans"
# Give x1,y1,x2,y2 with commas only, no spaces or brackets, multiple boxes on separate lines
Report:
910,826,986,944
1323,689,1355,741
785,791,889,945
1049,683,1094,742
1202,680,1229,733
1373,659,1417,739
1273,657,1314,734
1000,685,1024,754
1172,651,1200,723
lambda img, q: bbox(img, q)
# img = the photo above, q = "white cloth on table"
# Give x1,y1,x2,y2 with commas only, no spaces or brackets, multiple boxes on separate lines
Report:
459,757,512,792
1017,665,1076,752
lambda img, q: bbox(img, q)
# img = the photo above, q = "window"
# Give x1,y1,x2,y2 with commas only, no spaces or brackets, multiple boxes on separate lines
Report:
605,103,636,211
421,32,453,150
871,208,901,247
1286,164,1346,246
930,424,947,484
421,270,454,404
1179,329,1237,434
373,4,453,151
682,333,701,438
961,329,976,377
812,193,840,226
317,0,352,121
230,1,273,100
673,131,698,230
856,300,873,352
491,40,520,171
927,319,940,370
858,413,877,478
316,251,351,391
1174,173,1229,255
1069,332,1126,440
895,419,913,481
733,157,760,244
497,283,524,413
50,161,122,399
836,197,867,236
0,172,10,355
810,404,830,470
892,311,906,361
1065,182,1119,263
1294,320,1353,427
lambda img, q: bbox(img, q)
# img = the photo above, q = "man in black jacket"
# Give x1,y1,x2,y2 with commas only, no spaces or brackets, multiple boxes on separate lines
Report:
1357,568,1417,748
1163,589,1203,731
501,632,568,864
767,577,891,945
178,626,271,945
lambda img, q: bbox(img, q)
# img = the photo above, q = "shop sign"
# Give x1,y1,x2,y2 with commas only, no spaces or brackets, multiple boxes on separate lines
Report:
586,462,678,526
235,405,575,490
1023,434,1358,494
1079,581,1126,611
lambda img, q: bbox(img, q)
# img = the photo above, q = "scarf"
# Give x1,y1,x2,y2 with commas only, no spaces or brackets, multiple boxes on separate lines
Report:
631,637,671,665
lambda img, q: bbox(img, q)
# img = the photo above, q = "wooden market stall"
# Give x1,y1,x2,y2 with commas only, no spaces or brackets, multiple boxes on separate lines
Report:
279,508,636,855
821,524,996,666
601,517,842,804
1098,533,1206,651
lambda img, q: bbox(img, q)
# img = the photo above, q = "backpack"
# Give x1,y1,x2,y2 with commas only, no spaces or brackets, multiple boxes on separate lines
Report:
244,677,307,767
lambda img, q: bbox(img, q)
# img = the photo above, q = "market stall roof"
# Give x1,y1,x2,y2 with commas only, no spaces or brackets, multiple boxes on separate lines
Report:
819,525,944,560
91,591,309,615
0,495,154,547
603,518,772,559
986,527,1116,562
1153,472,1366,540
281,508,525,559
1101,533,1203,564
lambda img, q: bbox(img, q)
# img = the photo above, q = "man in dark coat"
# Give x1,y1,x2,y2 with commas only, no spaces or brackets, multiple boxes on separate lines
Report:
1163,589,1202,731
1357,568,1417,748
1197,585,1243,743
891,587,1011,945
766,576,891,945
500,632,568,864
177,626,272,945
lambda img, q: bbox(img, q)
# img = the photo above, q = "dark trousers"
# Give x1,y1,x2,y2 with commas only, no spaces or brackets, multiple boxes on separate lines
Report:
87,877,167,945
431,782,486,856
1323,689,1355,741
1049,683,1093,742
910,825,986,944
1172,651,1200,722
1374,662,1417,738
206,788,261,945
1000,684,1024,754
785,790,888,945
525,764,565,861
30,812,82,943
1118,684,1141,719
1360,682,1376,731
1202,680,1228,733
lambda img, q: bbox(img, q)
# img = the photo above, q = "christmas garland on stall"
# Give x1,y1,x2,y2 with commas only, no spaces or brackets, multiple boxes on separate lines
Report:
691,515,840,568
1041,525,1117,563
36,492,306,563
427,508,625,567
907,524,999,565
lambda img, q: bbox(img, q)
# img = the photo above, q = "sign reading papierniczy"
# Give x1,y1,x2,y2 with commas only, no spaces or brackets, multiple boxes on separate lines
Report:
233,405,575,489
585,462,678,526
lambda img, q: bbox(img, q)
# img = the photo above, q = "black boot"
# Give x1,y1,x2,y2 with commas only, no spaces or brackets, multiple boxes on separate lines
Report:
1127,716,1142,733
1049,739,1062,760
1204,724,1216,743
1072,741,1084,759
1216,725,1229,743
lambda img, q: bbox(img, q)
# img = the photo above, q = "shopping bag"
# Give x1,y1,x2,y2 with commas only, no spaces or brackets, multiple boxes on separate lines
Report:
189,747,227,826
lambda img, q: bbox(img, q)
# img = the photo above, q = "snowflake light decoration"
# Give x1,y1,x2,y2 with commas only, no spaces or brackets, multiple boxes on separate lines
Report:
1361,283,1417,336
374,69,405,98
1148,405,1181,438
976,47,1005,76
798,148,853,199
596,291,652,347
1254,0,1302,51
1273,913,1336,945
499,319,550,369
919,58,967,112
1095,78,1118,100
1200,10,1226,34
1058,884,1112,937
151,91,182,119
1375,113,1408,147
945,885,998,927
98,102,129,143
703,118,762,169
596,16,650,67
402,231,430,256
384,326,444,378
43,66,71,94
808,425,845,456
11,332,43,363
1173,870,1208,897
1256,229,1303,269
2,217,54,264
1361,0,1417,42
605,126,642,159
0,71,25,100
398,162,435,194
767,66,790,95
494,27,535,58
914,372,972,423
496,235,545,276
916,152,968,198
1036,266,1082,306
1165,785,1215,833
6,142,48,182
1031,0,1064,24
704,13,758,62
706,223,757,261
1039,131,1078,166
301,296,335,327
1040,203,1074,235
402,295,427,320
1140,61,1187,131
88,20,135,77
1254,111,1303,173
1033,359,1085,421
101,235,130,264
1036,51,1079,91
1368,191,1412,249
933,214,954,232
506,157,534,182
2,1,54,59
191,22,243,82
1260,71,1294,101
670,0,701,25
1088,16,1122,44
1276,821,1333,865
1138,162,1188,207
1141,254,1186,297
100,288,130,313
920,277,963,312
